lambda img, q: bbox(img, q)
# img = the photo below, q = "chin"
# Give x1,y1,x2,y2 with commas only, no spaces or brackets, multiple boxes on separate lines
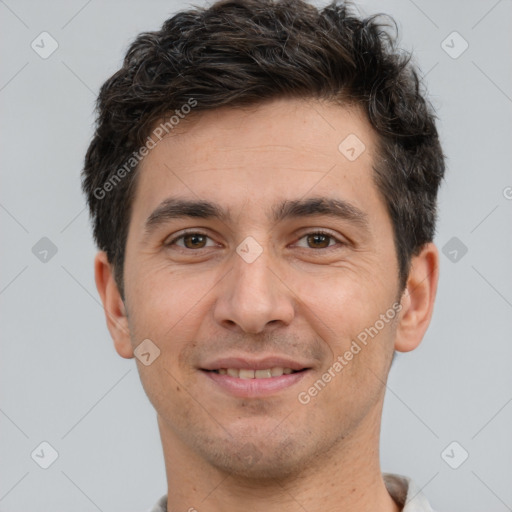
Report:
201,435,305,481
213,452,300,481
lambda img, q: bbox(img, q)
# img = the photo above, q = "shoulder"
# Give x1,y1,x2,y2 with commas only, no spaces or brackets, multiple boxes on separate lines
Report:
383,472,438,512
145,493,167,512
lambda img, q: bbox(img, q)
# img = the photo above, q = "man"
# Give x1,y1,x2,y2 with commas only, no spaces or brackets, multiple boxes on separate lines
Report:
83,0,444,510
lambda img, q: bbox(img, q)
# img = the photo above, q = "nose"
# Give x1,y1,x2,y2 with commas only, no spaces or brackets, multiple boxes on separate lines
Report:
213,242,295,334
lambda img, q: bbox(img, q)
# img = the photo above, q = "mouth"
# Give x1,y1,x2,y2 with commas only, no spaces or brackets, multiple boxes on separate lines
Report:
207,367,304,378
200,365,311,398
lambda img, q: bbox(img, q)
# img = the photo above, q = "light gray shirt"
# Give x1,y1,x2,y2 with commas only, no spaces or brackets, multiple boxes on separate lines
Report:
147,472,438,511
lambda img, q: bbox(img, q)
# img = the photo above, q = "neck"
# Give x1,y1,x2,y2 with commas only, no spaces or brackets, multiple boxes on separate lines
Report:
157,402,401,512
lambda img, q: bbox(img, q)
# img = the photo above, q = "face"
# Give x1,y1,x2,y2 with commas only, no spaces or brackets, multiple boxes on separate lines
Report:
121,98,403,478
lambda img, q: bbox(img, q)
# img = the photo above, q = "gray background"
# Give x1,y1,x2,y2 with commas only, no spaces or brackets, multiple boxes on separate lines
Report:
1,0,511,510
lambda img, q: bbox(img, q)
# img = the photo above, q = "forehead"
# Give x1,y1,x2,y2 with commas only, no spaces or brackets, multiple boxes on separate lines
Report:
132,98,381,224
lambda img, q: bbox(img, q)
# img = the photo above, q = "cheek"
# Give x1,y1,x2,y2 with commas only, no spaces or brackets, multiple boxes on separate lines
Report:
292,264,396,386
125,270,206,413
291,261,391,333
127,263,219,341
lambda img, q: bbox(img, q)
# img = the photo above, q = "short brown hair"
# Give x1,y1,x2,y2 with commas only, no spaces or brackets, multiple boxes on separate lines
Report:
82,0,445,298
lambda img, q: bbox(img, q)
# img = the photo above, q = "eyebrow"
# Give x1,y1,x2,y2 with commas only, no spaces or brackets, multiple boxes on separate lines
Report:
144,196,370,237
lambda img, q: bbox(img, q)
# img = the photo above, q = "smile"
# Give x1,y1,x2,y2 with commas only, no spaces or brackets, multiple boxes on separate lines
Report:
210,367,300,378
201,368,310,397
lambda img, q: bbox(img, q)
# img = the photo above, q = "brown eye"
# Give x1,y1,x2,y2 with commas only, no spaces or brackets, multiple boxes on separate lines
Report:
295,231,340,249
166,232,215,249
182,234,208,249
306,233,333,249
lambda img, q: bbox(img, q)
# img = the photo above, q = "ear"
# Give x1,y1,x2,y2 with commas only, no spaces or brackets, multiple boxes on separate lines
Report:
94,251,134,359
395,243,439,353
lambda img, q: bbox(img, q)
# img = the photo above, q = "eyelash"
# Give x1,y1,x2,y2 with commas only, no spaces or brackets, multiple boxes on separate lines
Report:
165,229,345,251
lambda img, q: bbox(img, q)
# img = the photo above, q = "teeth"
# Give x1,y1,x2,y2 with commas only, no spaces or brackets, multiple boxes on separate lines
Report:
215,367,298,378
255,369,272,379
239,369,255,379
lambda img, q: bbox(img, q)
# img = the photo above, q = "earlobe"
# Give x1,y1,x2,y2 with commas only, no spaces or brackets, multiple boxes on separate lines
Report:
394,243,439,353
94,251,134,359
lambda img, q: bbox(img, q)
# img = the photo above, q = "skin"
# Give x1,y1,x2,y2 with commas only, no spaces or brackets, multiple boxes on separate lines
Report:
95,97,439,512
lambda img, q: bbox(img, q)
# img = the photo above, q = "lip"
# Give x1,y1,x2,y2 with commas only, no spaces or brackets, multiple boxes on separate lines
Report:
201,356,311,372
202,368,310,398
